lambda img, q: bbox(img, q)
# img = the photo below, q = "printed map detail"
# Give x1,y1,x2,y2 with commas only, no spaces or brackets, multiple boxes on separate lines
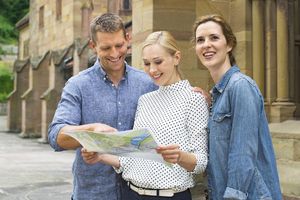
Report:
63,129,169,165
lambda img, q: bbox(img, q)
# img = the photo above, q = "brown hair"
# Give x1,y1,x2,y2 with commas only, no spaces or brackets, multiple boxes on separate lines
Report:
90,13,126,43
192,14,237,66
142,31,182,77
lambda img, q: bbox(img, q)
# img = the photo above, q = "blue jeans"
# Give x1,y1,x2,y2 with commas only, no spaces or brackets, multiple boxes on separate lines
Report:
120,178,192,200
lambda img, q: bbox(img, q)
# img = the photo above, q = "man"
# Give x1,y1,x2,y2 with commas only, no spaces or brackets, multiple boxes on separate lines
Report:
48,13,157,200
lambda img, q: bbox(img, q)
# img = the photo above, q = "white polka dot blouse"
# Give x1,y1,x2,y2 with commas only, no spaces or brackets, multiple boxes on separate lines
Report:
117,80,209,192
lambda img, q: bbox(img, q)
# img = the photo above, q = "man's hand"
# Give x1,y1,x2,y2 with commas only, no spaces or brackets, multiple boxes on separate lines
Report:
57,123,117,150
81,148,101,164
86,123,117,133
81,148,120,168
192,87,211,106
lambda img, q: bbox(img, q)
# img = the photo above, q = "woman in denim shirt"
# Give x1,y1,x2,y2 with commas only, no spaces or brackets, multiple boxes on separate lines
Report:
193,14,282,200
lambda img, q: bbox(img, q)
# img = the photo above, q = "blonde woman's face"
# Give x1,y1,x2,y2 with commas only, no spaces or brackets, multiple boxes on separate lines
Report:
142,44,180,86
195,21,232,70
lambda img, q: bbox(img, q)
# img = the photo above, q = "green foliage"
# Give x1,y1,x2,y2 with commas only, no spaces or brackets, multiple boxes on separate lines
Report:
0,62,13,102
0,0,29,44
0,46,4,55
0,15,17,44
0,0,29,24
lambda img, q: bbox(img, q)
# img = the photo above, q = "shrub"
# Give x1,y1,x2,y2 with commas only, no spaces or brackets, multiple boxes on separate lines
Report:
0,62,13,103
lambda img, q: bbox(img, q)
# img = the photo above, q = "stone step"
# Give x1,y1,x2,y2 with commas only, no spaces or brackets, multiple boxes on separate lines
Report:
269,120,300,199
270,120,300,161
277,159,300,198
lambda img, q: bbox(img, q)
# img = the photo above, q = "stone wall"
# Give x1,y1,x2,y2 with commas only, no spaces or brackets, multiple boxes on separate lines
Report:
0,103,7,116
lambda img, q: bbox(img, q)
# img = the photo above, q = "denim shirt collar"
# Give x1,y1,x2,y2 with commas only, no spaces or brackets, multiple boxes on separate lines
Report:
94,58,129,81
213,65,240,94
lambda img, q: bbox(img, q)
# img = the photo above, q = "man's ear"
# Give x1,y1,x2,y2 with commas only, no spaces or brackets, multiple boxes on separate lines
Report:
125,33,130,41
89,39,97,54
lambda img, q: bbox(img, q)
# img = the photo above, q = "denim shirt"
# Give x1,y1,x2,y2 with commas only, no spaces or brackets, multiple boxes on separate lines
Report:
207,66,282,200
48,59,157,200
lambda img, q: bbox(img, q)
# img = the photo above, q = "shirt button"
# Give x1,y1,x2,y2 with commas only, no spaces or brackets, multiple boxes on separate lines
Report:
112,84,115,87
118,101,121,105
118,122,122,125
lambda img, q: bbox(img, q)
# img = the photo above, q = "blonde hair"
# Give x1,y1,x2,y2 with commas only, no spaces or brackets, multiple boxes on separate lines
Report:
142,31,182,77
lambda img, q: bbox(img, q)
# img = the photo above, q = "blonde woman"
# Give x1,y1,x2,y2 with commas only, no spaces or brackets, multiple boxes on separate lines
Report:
82,31,209,200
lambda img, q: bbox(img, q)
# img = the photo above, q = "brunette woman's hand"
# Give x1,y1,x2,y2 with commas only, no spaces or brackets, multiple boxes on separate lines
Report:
192,87,211,106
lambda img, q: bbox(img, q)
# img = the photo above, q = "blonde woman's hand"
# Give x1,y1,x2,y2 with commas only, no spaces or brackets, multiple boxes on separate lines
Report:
156,144,182,164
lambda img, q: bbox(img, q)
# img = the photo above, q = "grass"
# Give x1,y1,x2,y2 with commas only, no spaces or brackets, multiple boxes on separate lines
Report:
0,61,12,71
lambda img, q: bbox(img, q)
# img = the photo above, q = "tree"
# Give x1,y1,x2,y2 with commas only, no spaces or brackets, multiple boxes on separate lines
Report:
0,0,29,43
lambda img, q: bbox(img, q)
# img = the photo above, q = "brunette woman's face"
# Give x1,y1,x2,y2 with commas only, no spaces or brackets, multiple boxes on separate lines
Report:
195,21,232,70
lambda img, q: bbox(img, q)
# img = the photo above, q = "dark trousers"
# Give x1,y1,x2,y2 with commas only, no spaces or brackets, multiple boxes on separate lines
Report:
120,178,192,200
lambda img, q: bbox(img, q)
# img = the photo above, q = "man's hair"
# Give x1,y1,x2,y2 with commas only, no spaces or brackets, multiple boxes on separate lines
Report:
90,13,126,43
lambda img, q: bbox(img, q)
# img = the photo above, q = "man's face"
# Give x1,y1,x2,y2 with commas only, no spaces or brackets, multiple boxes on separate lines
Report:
92,30,128,74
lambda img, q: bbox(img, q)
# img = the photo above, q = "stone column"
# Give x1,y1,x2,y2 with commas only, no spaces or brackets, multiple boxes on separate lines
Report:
276,0,289,102
252,0,265,96
271,0,296,122
39,57,55,143
7,59,30,133
20,52,51,138
81,1,93,39
264,0,277,120
132,0,199,85
230,0,252,75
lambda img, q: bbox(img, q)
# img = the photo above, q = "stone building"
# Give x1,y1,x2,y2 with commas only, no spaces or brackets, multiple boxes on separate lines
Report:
8,0,300,198
8,0,132,140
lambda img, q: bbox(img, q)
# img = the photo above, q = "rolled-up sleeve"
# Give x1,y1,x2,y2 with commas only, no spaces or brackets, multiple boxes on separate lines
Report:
223,187,247,200
48,79,82,151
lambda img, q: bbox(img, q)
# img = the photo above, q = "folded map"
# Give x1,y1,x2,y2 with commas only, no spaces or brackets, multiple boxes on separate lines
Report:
63,128,169,165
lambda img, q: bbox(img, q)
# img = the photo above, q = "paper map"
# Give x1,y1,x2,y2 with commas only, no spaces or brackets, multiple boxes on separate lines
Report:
63,129,169,164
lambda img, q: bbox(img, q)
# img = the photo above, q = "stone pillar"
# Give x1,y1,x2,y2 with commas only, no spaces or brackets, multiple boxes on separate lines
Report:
276,0,289,102
271,0,296,122
73,39,92,74
7,59,30,133
264,0,277,120
230,0,252,75
20,52,51,138
132,0,199,84
293,0,300,118
39,57,56,143
252,0,265,96
81,1,93,39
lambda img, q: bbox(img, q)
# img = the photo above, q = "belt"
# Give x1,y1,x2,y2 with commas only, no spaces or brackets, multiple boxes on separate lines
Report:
127,181,179,197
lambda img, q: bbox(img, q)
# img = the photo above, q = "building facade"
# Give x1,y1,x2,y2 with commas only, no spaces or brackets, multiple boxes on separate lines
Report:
8,0,300,198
